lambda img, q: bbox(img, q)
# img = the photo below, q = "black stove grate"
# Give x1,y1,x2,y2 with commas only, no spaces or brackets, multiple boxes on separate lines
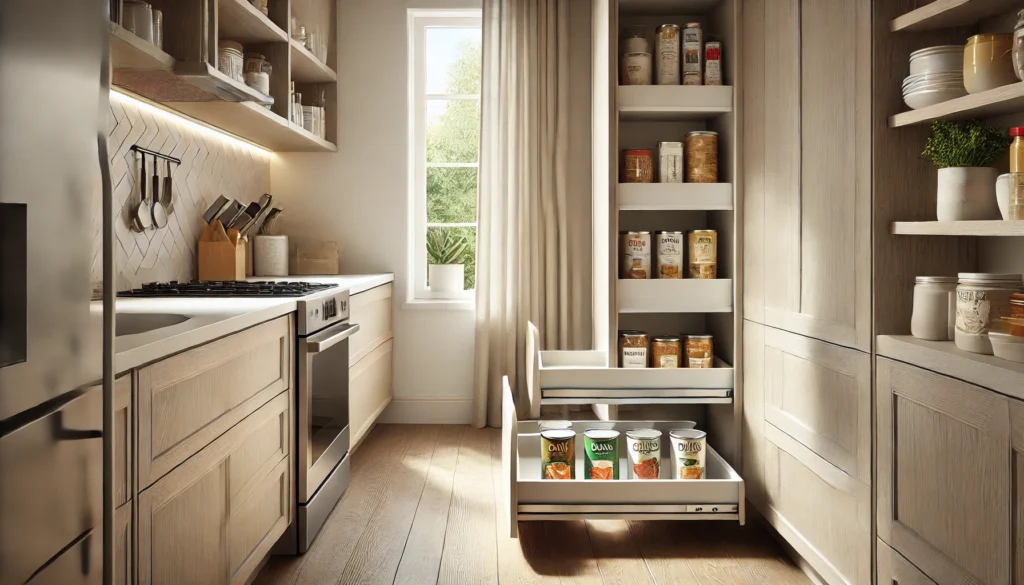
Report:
118,280,338,298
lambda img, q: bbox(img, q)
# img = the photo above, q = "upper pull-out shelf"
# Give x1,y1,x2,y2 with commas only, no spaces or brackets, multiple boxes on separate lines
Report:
502,378,744,538
617,86,733,121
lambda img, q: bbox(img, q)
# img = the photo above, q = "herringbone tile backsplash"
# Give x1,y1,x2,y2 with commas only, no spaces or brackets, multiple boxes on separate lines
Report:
95,95,271,290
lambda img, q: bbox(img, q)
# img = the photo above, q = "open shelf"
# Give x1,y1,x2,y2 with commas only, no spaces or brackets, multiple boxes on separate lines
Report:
890,0,1019,32
501,380,744,536
618,183,733,211
290,39,337,83
110,21,175,72
617,279,733,313
217,0,288,43
619,0,721,15
877,335,1024,401
891,220,1024,236
889,82,1024,128
167,101,337,152
617,85,733,121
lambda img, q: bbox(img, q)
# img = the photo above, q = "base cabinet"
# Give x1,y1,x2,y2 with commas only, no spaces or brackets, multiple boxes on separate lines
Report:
877,358,1012,585
350,339,394,447
877,540,938,585
115,503,132,585
138,393,291,585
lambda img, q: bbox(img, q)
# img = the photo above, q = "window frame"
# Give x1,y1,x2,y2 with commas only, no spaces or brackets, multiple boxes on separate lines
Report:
409,10,482,302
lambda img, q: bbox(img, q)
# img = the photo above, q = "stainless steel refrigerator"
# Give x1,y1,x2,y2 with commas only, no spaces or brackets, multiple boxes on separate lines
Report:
0,1,114,584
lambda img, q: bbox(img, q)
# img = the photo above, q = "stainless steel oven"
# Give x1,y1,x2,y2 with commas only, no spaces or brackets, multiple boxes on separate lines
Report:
280,288,359,554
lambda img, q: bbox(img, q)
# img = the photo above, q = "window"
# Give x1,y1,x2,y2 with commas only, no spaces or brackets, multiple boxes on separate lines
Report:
410,10,482,301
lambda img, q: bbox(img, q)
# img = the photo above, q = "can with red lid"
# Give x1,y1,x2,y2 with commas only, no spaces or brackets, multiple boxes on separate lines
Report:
1011,126,1024,173
622,149,655,183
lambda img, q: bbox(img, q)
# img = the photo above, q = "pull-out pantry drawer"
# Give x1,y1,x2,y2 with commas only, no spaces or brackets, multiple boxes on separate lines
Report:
137,316,292,488
501,378,744,538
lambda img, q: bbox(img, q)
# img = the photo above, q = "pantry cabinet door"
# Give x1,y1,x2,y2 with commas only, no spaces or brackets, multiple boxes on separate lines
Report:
877,358,1010,585
748,0,871,351
877,540,938,585
741,320,766,507
1012,400,1024,585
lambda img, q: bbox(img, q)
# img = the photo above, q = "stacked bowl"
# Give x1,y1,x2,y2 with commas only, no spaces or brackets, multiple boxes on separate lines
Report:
903,45,967,109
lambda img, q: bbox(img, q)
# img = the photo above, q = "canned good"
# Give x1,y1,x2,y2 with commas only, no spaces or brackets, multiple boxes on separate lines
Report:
688,230,717,279
539,420,573,431
651,335,682,368
655,230,684,279
622,149,655,183
619,330,649,368
655,24,680,85
658,141,683,183
541,429,576,479
621,231,652,279
622,52,652,85
621,26,649,54
584,429,620,480
670,429,707,479
682,22,702,85
704,41,722,85
685,131,718,183
626,429,662,479
686,335,714,368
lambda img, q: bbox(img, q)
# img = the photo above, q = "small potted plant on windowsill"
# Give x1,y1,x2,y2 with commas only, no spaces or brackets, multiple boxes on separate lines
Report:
922,120,1008,221
427,228,468,293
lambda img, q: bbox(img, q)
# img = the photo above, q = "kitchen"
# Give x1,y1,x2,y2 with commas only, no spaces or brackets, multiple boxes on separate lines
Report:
3,0,1024,584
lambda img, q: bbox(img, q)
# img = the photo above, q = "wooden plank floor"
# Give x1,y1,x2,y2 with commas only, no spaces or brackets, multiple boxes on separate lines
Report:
255,424,811,585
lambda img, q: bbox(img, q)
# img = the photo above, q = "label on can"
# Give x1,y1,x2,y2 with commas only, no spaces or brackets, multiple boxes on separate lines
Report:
670,429,707,479
621,232,651,279
688,230,717,278
656,231,684,279
541,429,575,479
656,25,680,85
584,429,620,480
621,346,647,368
626,429,662,479
658,141,683,183
682,23,702,82
621,52,652,86
704,42,722,85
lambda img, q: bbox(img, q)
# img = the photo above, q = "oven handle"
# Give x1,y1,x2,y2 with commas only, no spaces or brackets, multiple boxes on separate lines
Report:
304,322,360,354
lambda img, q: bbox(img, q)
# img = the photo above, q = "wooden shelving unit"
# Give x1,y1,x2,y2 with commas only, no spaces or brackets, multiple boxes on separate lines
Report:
617,85,733,121
889,0,1019,32
891,220,1024,236
889,82,1024,128
618,183,733,211
109,0,337,152
617,279,734,313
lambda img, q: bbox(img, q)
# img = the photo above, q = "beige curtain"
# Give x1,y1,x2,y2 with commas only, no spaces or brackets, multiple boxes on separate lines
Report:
473,0,580,428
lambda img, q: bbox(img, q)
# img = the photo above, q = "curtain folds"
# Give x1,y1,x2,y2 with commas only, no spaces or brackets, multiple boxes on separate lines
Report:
473,0,579,428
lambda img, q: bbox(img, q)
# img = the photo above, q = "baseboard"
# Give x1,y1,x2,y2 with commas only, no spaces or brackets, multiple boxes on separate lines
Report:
378,396,474,424
746,502,832,585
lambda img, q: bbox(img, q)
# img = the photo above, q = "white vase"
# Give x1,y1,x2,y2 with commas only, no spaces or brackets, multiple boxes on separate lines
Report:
429,264,465,293
936,167,1000,221
996,173,1012,220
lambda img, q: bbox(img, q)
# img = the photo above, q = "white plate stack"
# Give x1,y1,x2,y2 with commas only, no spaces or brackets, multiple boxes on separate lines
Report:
903,45,967,109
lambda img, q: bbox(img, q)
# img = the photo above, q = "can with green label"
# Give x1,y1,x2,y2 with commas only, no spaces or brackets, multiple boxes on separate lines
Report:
584,429,620,480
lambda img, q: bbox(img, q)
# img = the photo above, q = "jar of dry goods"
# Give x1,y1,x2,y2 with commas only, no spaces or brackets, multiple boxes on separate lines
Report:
685,131,718,183
622,149,654,183
1010,292,1024,336
218,41,244,83
622,52,652,85
621,26,649,55
955,273,1023,354
685,335,714,368
655,230,684,279
621,231,652,279
688,230,717,279
655,24,680,85
910,276,957,341
619,331,649,368
658,142,683,183
651,335,682,368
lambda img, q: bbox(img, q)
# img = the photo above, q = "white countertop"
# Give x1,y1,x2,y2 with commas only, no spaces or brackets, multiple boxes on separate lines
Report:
111,274,393,374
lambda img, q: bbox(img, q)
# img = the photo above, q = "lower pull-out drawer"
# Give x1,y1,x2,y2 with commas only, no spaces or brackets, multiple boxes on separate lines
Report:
501,378,744,538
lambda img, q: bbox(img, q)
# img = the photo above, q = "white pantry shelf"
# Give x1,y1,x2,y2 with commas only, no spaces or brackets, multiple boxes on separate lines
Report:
618,183,733,211
877,335,1024,402
890,220,1024,236
617,279,733,313
617,85,733,121
889,82,1024,128
889,0,1020,32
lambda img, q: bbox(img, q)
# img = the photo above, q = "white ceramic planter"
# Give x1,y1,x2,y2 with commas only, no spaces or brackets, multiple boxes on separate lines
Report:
429,264,465,293
935,167,1000,221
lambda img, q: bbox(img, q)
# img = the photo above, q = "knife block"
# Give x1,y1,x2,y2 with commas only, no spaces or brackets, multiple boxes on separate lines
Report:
198,221,247,281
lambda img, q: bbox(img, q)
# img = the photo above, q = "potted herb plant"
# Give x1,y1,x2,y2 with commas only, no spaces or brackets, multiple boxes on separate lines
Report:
922,120,1008,221
427,228,468,293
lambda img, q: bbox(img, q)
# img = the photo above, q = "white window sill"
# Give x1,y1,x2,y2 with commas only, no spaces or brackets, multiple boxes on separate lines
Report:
402,298,476,311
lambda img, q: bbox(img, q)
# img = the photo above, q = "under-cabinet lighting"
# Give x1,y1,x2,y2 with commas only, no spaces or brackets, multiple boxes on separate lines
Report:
110,89,272,157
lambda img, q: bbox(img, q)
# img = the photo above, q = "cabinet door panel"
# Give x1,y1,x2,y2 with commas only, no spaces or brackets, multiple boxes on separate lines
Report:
764,327,870,482
877,358,1010,585
741,320,766,506
350,339,394,449
877,539,938,585
349,283,393,365
114,503,132,585
114,375,132,508
1012,400,1024,585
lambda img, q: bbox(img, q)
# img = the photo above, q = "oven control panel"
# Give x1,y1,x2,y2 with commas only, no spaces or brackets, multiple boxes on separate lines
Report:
298,290,350,335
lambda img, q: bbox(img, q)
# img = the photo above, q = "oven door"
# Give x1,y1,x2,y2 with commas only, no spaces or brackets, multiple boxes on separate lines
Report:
297,321,360,503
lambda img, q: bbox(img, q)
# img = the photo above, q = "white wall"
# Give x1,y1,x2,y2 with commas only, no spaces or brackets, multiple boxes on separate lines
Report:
271,0,592,424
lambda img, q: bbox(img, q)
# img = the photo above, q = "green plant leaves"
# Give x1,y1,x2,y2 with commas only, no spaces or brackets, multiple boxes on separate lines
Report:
922,120,1009,168
427,227,469,265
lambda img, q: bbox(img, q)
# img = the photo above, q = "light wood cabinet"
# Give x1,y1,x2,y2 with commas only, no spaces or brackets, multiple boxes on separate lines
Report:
138,391,291,585
137,316,292,488
1012,399,1024,585
877,358,1011,585
349,283,393,365
114,503,132,585
114,375,132,508
763,327,871,483
877,539,938,585
350,339,393,448
741,321,766,506
763,424,870,585
742,0,871,351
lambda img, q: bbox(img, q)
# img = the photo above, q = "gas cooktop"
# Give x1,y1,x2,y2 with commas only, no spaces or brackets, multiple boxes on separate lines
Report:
118,280,338,298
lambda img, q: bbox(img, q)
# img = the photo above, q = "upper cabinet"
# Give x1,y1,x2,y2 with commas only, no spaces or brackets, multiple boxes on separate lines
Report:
742,0,871,351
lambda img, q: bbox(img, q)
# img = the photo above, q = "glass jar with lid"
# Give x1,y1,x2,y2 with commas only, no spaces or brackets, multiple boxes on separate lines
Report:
650,335,682,368
911,276,957,341
955,273,1023,354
